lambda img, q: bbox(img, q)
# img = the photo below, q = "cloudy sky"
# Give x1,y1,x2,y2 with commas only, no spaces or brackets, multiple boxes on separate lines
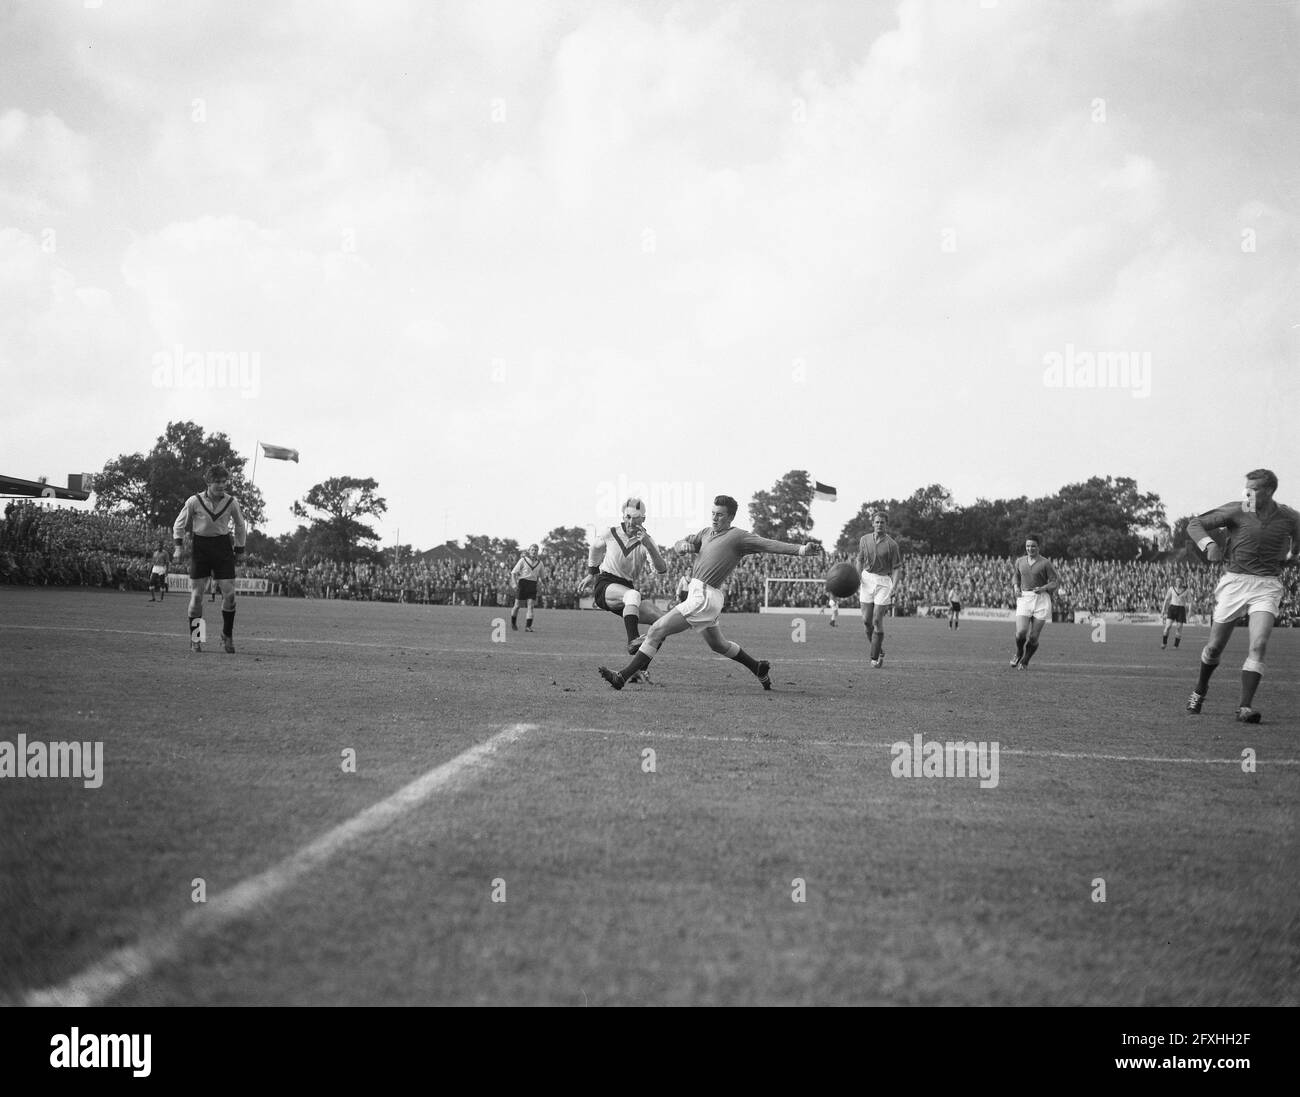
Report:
1,0,1296,550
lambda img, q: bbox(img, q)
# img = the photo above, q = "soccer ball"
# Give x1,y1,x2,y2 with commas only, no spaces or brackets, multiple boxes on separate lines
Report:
825,562,859,598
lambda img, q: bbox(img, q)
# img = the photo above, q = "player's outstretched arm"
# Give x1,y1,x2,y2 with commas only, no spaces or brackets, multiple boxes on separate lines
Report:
742,533,821,557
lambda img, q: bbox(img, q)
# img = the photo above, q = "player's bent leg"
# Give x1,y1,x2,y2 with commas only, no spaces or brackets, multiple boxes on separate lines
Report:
601,609,690,689
525,598,536,631
1190,617,1237,712
703,626,772,690
1237,611,1275,720
1012,616,1031,666
1021,617,1047,666
869,600,888,665
618,587,644,647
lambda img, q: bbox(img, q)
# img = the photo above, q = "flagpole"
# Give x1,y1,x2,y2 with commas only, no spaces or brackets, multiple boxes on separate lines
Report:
251,439,260,489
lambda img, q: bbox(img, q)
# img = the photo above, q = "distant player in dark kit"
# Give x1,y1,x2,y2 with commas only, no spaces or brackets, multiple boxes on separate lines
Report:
1010,535,1059,669
598,495,822,691
173,466,247,653
148,542,171,602
1161,580,1190,649
511,545,544,631
1185,469,1300,723
857,511,903,667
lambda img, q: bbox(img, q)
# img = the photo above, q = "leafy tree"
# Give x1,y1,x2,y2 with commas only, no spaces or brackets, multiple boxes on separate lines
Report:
749,470,815,540
290,476,387,563
541,526,589,558
1026,476,1165,559
93,421,265,528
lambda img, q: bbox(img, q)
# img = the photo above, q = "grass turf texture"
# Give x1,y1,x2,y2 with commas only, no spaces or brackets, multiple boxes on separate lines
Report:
1,587,1296,1006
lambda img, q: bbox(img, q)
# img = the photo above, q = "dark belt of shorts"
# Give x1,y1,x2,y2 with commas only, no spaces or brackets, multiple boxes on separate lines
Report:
593,572,633,613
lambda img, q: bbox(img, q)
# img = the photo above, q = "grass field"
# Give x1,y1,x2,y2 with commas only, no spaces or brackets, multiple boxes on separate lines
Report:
2,587,1297,1006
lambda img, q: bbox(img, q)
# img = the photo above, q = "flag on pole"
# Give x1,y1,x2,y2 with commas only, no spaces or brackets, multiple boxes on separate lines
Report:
260,443,299,462
813,481,837,502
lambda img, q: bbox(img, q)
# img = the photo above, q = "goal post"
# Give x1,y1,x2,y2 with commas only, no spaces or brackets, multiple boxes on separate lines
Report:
761,576,863,615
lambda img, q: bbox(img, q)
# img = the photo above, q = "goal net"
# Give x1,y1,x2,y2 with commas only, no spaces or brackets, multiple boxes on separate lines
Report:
761,577,865,615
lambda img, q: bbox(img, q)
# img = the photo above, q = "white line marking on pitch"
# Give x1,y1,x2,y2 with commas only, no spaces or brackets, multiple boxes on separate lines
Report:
20,723,534,1007
572,727,1299,766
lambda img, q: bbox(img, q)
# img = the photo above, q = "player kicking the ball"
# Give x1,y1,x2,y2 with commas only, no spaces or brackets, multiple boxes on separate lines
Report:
173,465,247,653
579,497,669,661
1185,469,1299,723
1009,534,1059,669
598,495,821,691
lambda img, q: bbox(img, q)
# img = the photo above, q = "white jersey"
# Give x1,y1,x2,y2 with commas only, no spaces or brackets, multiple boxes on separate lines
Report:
1166,585,1188,607
511,555,544,582
589,526,663,583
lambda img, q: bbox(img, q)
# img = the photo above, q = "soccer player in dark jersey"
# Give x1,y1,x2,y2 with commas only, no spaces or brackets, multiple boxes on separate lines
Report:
172,466,247,653
1010,535,1059,669
1185,469,1300,723
597,495,821,690
510,545,544,631
857,511,903,667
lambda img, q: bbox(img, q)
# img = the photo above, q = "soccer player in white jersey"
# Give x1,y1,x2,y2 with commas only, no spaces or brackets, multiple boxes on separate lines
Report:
579,498,669,653
1185,469,1300,723
598,495,821,691
1009,535,1059,669
1160,580,1190,650
172,465,247,653
148,542,171,602
510,545,545,631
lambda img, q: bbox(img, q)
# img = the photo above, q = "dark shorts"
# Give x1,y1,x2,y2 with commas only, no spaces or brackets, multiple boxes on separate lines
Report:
190,535,235,581
517,579,538,601
950,601,961,612
678,591,689,603
593,572,633,614
1165,604,1187,623
150,571,166,589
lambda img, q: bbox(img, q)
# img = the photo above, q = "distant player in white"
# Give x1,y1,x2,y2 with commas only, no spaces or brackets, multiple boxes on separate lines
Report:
148,542,171,602
947,586,961,629
827,594,839,627
1010,535,1059,669
578,498,669,654
1161,580,1189,650
857,511,903,668
510,545,545,632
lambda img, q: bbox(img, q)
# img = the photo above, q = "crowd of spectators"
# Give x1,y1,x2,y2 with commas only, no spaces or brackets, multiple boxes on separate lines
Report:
3,503,1295,623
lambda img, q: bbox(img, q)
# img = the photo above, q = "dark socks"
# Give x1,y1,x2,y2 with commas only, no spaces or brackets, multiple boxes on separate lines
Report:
623,614,640,643
1240,670,1261,708
1195,660,1218,695
619,650,653,679
870,633,883,660
729,646,760,674
1022,639,1038,665
222,609,234,637
1015,635,1027,659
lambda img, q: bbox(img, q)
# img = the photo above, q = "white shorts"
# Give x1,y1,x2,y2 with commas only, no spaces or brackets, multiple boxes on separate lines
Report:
1016,592,1052,621
151,565,167,576
1213,572,1283,622
858,573,894,606
675,578,725,629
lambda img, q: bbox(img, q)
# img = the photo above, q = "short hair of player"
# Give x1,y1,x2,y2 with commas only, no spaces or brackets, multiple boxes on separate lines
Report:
1246,468,1278,492
874,510,889,522
206,465,230,483
1024,533,1042,546
714,495,739,520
